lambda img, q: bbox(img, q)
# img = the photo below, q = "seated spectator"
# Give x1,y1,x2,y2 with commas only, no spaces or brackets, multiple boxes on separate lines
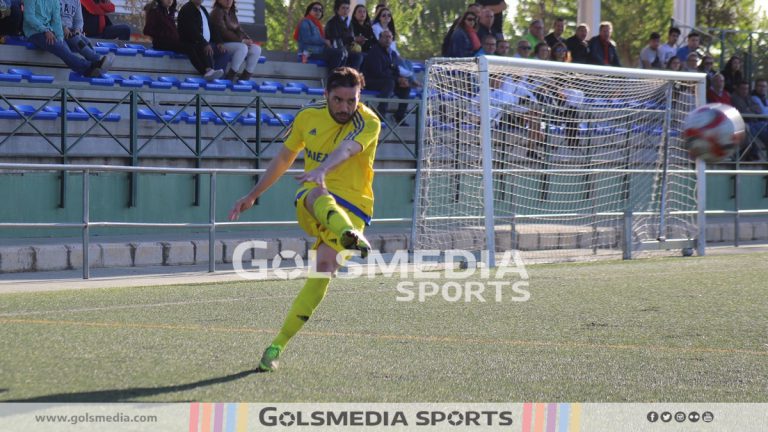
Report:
683,52,699,72
658,27,680,67
588,21,620,66
476,7,495,42
665,55,681,71
675,31,700,62
638,32,662,69
513,39,531,58
177,0,227,80
80,0,131,40
565,23,589,64
751,78,768,115
294,2,330,63
545,17,565,47
533,42,550,61
550,41,569,62
446,11,479,57
494,39,510,56
698,55,717,87
475,34,496,56
440,3,482,56
706,73,731,105
361,29,409,125
61,0,114,74
350,4,374,53
730,81,767,160
143,0,182,51
325,0,363,70
210,0,261,81
0,0,22,36
372,7,396,52
477,0,504,39
24,0,111,77
523,19,546,57
722,55,744,93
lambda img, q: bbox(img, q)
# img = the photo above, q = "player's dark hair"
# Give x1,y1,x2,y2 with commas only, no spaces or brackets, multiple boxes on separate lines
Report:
326,67,365,92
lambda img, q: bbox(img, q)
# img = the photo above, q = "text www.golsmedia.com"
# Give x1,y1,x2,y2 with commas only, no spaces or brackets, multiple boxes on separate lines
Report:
34,413,158,425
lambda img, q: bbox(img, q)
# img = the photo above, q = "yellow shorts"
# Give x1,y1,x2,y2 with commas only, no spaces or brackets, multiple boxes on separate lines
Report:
296,188,367,252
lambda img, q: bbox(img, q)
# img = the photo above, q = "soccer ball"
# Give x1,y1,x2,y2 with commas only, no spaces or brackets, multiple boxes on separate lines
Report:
682,103,745,162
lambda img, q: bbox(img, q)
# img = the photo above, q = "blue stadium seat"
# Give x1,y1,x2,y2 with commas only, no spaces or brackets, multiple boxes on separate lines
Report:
361,90,379,96
69,71,114,86
296,53,327,67
171,52,189,59
124,43,147,54
143,49,172,57
184,77,226,91
182,112,212,125
238,112,260,125
137,108,159,120
256,84,278,93
258,55,267,64
161,109,189,123
103,73,144,88
94,46,111,55
261,80,284,91
412,62,425,73
0,70,23,82
285,82,322,95
12,104,59,120
306,87,324,96
8,68,55,83
43,106,89,121
2,36,31,47
230,80,253,92
76,106,120,122
0,108,22,119
158,76,200,90
267,112,295,127
130,74,173,89
115,47,138,56
95,42,119,51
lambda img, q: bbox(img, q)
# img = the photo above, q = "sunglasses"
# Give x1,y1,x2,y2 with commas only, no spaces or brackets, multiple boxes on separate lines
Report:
381,13,391,17
519,46,531,50
311,6,322,12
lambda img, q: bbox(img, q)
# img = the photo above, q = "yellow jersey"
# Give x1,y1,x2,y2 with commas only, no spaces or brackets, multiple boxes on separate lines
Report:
283,101,381,224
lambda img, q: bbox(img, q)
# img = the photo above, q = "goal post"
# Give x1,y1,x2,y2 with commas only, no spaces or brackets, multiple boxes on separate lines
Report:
412,56,708,265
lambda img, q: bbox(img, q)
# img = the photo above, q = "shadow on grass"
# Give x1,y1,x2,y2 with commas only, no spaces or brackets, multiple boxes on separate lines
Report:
3,369,265,402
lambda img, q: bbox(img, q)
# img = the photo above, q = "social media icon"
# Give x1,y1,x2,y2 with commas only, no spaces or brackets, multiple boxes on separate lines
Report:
647,411,659,423
661,412,672,422
675,411,686,422
689,411,700,422
702,411,714,422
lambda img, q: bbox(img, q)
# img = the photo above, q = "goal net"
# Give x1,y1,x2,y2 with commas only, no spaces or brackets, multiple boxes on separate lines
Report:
412,56,707,264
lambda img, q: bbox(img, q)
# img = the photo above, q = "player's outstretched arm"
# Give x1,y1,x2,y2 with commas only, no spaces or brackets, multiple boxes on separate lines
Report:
294,139,363,188
228,145,299,221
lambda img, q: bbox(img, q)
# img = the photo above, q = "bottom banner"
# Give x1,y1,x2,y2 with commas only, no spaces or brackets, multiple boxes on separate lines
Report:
0,402,766,431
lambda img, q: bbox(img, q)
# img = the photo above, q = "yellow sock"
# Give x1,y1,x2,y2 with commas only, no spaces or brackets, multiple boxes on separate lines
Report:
272,277,331,348
312,194,354,237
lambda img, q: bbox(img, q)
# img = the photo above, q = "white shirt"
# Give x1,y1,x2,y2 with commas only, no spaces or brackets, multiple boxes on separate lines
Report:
200,7,210,42
657,43,676,67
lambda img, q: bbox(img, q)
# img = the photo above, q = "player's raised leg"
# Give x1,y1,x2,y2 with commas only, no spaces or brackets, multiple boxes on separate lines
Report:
305,186,371,258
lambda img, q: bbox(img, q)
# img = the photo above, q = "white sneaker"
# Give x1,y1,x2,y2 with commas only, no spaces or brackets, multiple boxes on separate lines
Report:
101,52,115,73
204,69,224,81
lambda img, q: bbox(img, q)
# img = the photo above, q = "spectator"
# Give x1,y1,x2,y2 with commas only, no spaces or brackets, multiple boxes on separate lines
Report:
751,78,768,115
523,19,546,57
706,73,731,105
682,52,699,72
533,42,550,61
294,2,331,65
495,39,509,56
446,11,479,57
698,55,718,84
361,29,410,124
0,0,22,36
61,0,114,73
325,0,363,70
565,23,589,64
80,0,131,40
666,55,681,71
658,27,680,67
210,0,261,81
638,32,662,69
550,41,569,62
24,0,111,77
371,7,396,53
675,31,700,62
143,0,182,52
350,4,375,53
441,3,482,56
476,7,494,42
477,0,506,39
545,17,565,47
177,0,226,80
721,55,744,93
730,81,767,161
588,21,620,67
475,34,496,56
513,39,531,58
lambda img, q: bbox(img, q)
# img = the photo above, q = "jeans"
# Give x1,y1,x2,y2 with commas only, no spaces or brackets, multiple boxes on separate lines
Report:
90,24,131,41
365,77,409,120
65,33,101,63
27,32,92,75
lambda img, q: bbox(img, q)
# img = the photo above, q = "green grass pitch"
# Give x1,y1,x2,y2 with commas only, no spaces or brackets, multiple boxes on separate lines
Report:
1,252,766,402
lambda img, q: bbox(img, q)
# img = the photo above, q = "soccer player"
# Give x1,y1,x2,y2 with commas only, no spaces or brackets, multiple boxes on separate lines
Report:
228,67,380,372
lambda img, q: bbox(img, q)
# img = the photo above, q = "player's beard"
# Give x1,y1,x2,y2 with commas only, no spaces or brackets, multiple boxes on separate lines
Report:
330,109,354,124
